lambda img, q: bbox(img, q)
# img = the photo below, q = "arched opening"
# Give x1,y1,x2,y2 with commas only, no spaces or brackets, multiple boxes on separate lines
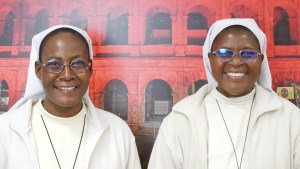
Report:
104,80,128,121
103,6,129,45
230,5,259,24
187,13,208,45
188,80,208,95
144,79,172,122
69,9,88,31
273,7,297,45
0,80,9,112
34,9,49,35
145,11,172,45
25,9,49,45
0,11,15,46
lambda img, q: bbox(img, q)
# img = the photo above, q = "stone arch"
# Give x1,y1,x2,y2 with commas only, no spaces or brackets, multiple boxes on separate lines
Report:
271,2,298,19
22,2,52,19
144,6,172,45
103,79,128,121
186,5,211,45
59,2,91,31
188,79,208,95
97,1,132,16
24,8,49,45
61,1,91,17
273,6,298,45
21,84,26,98
187,13,207,29
0,10,15,46
140,1,175,16
34,9,49,34
0,80,9,112
68,8,88,31
271,1,298,45
0,4,14,21
185,2,216,25
102,5,129,45
138,73,176,95
0,5,16,44
229,4,260,24
144,79,173,122
0,70,20,108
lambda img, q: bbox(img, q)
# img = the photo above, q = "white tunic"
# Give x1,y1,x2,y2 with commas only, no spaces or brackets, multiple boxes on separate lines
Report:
205,88,255,169
31,99,87,169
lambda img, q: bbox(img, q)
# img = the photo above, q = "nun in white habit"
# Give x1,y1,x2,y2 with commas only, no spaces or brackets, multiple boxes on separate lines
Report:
148,18,300,169
0,25,141,169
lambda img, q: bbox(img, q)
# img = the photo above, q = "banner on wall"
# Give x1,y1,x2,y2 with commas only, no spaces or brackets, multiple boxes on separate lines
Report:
276,87,294,99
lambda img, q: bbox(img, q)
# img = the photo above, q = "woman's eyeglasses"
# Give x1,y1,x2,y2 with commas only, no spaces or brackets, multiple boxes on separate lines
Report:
39,59,91,74
211,48,262,63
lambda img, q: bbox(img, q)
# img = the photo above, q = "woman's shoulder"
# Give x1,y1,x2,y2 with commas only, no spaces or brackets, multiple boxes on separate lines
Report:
171,84,214,117
90,107,132,132
0,106,30,136
277,95,300,113
0,97,39,126
256,85,300,117
0,105,26,125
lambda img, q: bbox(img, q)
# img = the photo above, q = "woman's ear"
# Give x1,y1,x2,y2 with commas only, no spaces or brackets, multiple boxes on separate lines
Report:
88,60,93,72
208,52,213,60
35,61,42,80
208,53,211,58
261,54,264,61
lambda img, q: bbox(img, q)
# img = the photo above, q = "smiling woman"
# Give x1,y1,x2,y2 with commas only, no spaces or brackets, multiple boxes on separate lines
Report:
148,18,300,169
208,25,263,97
35,29,92,117
0,25,141,169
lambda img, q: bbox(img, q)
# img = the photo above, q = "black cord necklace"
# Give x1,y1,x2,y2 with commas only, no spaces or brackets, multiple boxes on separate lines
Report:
40,114,86,169
215,93,255,169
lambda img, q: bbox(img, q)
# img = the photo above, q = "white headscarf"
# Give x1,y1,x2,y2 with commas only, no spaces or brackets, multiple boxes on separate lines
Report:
203,18,273,92
10,25,93,110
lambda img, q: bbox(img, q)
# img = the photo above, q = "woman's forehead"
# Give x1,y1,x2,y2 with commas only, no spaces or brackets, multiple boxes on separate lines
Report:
40,33,89,60
212,26,260,49
42,32,88,48
217,26,257,39
43,31,84,44
38,28,90,59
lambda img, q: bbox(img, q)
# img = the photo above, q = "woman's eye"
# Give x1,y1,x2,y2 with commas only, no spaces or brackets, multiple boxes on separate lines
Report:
72,60,87,67
47,61,62,67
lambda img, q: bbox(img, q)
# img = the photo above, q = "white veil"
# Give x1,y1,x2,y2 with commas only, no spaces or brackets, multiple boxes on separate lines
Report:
9,25,93,111
203,18,273,92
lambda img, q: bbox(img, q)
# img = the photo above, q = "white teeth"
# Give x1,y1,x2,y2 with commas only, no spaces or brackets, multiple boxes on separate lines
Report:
226,72,245,77
58,87,75,91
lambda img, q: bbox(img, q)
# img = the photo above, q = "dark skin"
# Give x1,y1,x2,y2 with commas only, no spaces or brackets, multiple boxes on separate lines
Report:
208,27,264,97
35,32,92,117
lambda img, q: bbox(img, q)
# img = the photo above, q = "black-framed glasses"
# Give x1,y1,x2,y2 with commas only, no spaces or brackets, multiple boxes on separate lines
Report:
39,59,91,74
211,48,262,63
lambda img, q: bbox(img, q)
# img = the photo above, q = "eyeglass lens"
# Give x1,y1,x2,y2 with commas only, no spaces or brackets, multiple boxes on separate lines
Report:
214,49,259,62
45,59,89,73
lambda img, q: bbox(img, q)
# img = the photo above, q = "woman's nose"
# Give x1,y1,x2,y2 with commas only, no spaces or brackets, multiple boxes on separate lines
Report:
229,53,244,66
60,64,75,79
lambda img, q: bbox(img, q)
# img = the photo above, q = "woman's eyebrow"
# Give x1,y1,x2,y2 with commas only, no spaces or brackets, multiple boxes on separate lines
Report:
43,56,62,61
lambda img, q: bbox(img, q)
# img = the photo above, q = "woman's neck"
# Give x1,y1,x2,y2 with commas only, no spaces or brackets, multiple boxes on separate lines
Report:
41,99,83,117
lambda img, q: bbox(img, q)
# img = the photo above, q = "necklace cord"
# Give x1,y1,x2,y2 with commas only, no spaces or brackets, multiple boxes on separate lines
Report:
40,114,86,169
216,93,255,169
73,115,86,169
